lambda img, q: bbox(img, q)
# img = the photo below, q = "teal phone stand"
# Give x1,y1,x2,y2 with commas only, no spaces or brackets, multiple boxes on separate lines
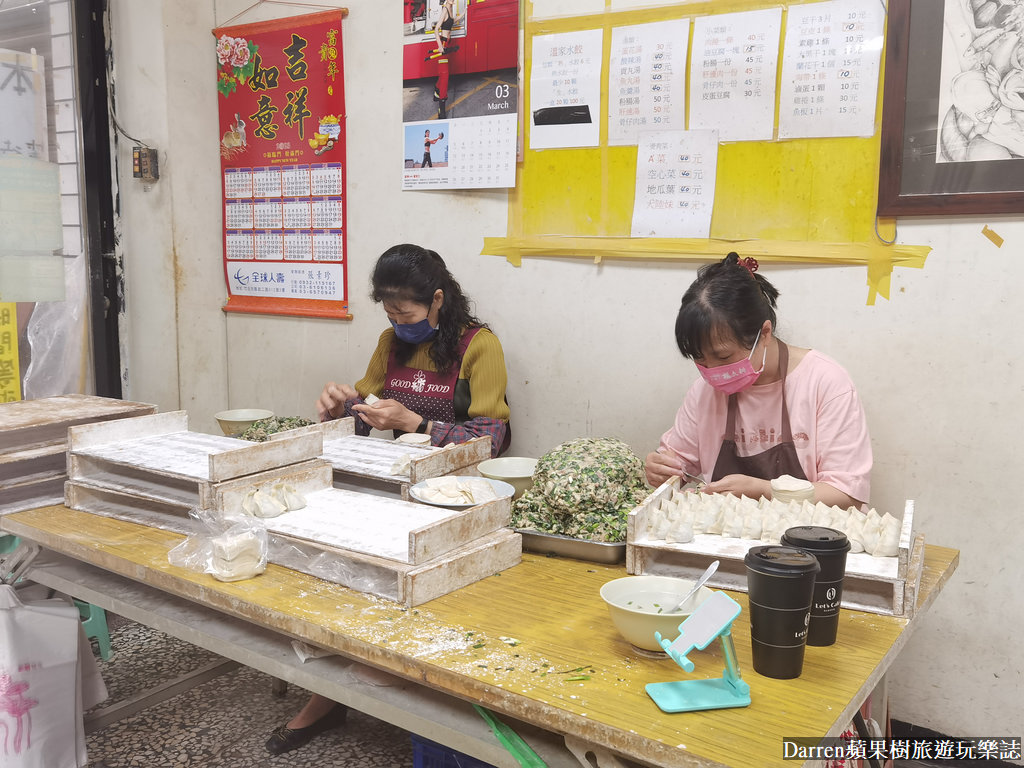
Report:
645,590,752,713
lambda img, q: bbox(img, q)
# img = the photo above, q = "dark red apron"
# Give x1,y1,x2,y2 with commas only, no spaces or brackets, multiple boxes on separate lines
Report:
711,341,808,483
380,326,480,433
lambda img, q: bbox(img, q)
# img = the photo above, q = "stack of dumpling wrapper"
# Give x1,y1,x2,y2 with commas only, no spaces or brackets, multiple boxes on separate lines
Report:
209,529,265,582
645,491,901,557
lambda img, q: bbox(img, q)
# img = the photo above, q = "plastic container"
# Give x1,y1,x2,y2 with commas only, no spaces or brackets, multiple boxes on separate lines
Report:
411,734,496,768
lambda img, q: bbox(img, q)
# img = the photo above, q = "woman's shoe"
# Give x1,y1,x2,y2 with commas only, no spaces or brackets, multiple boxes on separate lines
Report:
264,704,348,755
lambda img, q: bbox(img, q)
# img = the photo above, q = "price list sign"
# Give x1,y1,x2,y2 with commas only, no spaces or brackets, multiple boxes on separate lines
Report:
530,29,603,150
631,129,720,239
608,19,690,147
214,10,349,318
778,0,884,139
689,9,781,142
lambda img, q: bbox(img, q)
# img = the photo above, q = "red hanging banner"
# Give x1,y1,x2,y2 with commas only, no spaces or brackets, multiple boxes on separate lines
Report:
213,10,349,319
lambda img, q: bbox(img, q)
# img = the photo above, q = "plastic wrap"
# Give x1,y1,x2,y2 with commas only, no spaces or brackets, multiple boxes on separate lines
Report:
168,507,268,582
267,534,403,601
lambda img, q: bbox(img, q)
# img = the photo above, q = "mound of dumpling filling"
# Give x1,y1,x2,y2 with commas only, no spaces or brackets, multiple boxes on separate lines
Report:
240,416,314,442
510,437,648,542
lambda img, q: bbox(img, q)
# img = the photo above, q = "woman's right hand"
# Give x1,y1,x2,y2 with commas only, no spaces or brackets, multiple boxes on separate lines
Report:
317,381,359,421
645,450,683,487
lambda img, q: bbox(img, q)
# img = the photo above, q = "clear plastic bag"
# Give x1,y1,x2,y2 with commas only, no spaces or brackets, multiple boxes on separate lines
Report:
168,507,268,582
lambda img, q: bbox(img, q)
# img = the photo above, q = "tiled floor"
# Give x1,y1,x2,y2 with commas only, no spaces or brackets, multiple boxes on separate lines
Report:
85,616,415,768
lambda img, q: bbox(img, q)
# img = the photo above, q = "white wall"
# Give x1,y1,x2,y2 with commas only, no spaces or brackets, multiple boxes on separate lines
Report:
109,0,1022,742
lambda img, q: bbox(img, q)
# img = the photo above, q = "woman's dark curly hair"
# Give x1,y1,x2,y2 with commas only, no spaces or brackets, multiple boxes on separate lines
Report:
674,252,780,359
371,243,484,373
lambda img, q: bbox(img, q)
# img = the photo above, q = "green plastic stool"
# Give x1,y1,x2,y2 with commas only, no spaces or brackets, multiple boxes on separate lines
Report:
0,534,20,555
74,600,112,661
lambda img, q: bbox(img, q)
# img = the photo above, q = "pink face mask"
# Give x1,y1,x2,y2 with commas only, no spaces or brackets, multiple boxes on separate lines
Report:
695,328,767,395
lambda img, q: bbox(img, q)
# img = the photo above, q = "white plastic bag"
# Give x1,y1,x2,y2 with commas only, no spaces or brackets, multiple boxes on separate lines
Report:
168,507,268,582
0,585,86,767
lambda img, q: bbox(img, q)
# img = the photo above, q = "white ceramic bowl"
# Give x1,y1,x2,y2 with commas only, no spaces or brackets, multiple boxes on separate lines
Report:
215,408,274,436
599,575,713,652
477,457,537,499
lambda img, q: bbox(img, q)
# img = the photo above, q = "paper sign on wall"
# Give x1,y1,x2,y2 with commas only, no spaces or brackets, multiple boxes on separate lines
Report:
631,129,719,238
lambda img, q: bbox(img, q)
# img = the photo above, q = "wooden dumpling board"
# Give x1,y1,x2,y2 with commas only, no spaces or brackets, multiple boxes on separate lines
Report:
0,394,157,514
0,394,157,453
626,478,921,617
263,487,511,565
269,527,522,607
66,410,325,509
269,418,492,491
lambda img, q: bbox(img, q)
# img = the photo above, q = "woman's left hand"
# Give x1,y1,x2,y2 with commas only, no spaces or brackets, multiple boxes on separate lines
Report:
350,398,421,433
702,474,771,500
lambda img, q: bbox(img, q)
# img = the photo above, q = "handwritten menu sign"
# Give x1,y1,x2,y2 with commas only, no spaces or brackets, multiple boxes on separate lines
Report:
608,20,689,147
214,10,348,318
530,29,603,149
631,129,719,238
778,0,884,139
689,8,781,142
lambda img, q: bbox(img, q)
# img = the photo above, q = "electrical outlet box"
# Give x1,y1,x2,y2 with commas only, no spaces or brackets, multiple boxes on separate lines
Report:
132,146,159,181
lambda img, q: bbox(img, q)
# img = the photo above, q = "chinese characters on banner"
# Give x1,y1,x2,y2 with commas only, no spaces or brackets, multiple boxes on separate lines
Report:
0,303,21,402
214,10,349,318
401,0,519,190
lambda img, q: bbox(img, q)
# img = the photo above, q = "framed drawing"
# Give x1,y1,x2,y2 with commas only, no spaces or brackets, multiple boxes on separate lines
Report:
878,0,1024,215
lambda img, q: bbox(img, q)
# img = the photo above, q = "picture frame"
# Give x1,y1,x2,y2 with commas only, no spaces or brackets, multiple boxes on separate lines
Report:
877,0,1024,216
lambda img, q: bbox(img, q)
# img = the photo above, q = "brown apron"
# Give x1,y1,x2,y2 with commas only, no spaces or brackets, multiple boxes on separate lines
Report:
381,326,480,437
711,341,808,483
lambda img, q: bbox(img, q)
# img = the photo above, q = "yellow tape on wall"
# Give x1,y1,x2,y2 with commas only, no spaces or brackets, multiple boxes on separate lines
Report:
488,0,930,304
0,302,22,402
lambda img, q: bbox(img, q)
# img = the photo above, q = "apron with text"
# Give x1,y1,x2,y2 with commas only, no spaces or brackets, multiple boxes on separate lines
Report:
711,341,808,483
380,326,480,434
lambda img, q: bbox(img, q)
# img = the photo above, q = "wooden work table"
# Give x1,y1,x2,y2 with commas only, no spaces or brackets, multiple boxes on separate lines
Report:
2,505,959,768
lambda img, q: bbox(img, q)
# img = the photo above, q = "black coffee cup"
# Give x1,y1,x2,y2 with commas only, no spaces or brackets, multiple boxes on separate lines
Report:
781,526,851,647
744,545,820,679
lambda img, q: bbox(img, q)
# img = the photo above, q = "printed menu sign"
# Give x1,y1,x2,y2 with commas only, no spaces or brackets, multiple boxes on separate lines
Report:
608,19,690,147
689,9,781,142
214,10,349,318
778,0,884,139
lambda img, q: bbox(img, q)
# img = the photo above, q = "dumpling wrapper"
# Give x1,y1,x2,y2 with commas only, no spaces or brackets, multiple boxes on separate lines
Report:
209,530,265,582
872,512,901,557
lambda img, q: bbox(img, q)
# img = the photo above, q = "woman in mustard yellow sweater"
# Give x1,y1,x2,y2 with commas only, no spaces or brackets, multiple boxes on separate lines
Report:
266,243,511,755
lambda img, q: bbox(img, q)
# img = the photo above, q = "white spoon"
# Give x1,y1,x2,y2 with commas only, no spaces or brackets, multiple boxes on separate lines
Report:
668,560,720,614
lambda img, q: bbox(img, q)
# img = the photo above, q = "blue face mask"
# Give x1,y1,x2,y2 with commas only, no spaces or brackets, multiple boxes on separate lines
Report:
391,318,437,344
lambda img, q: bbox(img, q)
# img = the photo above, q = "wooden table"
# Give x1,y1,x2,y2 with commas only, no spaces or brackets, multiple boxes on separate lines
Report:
1,505,959,768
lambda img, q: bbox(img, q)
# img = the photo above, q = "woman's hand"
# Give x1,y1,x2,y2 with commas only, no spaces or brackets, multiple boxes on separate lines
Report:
350,398,421,433
702,474,771,500
645,451,684,487
317,382,358,421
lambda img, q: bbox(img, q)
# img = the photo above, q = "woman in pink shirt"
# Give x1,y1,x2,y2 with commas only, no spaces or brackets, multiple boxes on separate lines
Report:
645,252,871,508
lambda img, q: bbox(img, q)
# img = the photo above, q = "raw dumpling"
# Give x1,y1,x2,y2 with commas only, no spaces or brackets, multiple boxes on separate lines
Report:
872,512,901,557
665,519,694,544
271,483,306,511
844,511,866,553
242,488,288,518
860,509,883,555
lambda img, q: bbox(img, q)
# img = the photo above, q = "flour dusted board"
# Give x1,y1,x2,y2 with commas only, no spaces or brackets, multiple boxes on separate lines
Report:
265,486,511,565
0,394,157,514
0,394,156,453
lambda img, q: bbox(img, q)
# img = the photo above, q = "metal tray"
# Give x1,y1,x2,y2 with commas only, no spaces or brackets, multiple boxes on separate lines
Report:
517,530,626,564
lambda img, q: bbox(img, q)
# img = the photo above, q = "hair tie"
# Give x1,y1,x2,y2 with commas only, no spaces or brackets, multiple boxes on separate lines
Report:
739,256,759,277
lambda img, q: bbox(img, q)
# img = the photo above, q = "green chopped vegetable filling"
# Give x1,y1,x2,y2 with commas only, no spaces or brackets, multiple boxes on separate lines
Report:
510,437,647,543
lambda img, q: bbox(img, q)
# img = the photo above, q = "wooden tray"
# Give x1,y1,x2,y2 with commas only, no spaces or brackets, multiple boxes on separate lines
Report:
626,478,922,617
270,528,522,607
66,411,324,509
0,394,156,453
269,418,492,496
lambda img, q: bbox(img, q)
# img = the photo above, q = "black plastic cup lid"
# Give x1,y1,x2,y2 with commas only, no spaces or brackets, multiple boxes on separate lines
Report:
781,526,851,551
744,545,820,576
